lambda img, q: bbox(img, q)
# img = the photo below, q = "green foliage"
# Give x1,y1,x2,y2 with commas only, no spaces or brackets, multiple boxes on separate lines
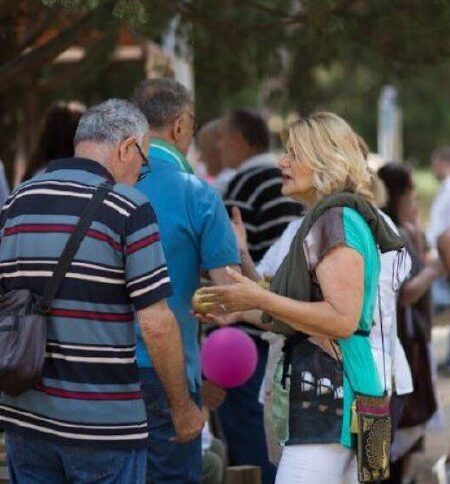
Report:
41,0,149,25
2,0,450,179
40,0,103,11
112,0,148,27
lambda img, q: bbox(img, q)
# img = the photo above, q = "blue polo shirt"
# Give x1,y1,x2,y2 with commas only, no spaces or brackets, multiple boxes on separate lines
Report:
135,140,240,391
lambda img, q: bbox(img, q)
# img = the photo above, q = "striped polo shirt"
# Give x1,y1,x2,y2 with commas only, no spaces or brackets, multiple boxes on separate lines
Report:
0,157,172,448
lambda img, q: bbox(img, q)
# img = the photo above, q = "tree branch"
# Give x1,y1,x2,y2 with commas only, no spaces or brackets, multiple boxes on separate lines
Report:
0,1,114,90
18,10,57,52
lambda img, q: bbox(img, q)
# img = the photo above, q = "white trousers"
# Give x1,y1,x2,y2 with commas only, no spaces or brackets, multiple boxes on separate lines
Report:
275,444,358,484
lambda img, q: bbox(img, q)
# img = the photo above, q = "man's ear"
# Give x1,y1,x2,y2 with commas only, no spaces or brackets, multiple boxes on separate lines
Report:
118,136,137,162
173,115,183,142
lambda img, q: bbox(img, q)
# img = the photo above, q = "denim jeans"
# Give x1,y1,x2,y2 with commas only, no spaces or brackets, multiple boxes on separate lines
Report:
5,431,146,483
139,368,202,484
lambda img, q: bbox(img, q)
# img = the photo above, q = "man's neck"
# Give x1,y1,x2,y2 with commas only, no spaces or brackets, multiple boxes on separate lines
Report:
74,142,115,180
149,131,180,152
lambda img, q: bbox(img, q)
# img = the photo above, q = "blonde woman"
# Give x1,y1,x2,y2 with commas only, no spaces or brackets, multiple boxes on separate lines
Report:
196,112,403,483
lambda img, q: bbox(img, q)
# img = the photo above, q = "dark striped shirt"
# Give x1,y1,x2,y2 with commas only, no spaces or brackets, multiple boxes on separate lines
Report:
223,154,302,262
0,157,172,448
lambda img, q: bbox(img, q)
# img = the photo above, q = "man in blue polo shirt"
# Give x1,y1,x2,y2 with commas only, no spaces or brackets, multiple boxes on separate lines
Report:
133,79,240,483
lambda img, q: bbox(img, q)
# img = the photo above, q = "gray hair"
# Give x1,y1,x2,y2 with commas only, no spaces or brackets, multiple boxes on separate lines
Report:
132,78,192,128
74,99,148,146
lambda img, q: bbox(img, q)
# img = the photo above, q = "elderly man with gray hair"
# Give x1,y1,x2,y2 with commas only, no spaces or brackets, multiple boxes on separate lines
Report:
0,99,203,484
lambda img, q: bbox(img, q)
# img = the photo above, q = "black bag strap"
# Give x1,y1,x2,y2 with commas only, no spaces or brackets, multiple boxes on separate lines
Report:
377,287,388,394
37,182,111,313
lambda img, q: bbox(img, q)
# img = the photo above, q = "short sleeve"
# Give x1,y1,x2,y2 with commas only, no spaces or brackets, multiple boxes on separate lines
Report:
124,202,172,310
303,206,376,273
341,207,378,259
189,181,240,271
303,207,348,272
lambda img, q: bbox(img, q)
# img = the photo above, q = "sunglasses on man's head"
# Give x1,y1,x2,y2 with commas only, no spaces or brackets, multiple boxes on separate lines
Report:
135,143,151,182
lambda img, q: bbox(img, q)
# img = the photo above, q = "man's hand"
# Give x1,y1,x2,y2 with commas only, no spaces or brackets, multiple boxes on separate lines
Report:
194,309,243,326
202,381,226,411
170,399,205,444
138,301,202,443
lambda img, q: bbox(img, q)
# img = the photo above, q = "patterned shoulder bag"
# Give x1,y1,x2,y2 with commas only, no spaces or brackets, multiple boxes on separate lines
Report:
333,288,391,483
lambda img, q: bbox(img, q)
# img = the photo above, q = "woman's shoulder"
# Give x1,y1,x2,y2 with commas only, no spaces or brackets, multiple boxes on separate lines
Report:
306,206,361,247
340,207,378,259
304,206,376,270
341,206,373,236
304,207,348,271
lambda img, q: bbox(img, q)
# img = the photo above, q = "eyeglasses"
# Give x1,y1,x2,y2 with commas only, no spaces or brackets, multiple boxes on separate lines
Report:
135,143,151,182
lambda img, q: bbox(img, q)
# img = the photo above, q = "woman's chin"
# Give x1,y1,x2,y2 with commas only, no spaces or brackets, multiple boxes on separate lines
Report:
287,189,317,206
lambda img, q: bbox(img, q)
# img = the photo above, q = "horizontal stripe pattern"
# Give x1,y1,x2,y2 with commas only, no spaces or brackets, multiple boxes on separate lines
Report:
0,158,172,448
3,224,123,252
3,184,132,218
0,405,147,443
33,383,142,401
49,308,133,322
126,232,160,255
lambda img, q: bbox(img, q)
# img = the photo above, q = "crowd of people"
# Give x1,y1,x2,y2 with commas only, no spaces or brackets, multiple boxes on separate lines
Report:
0,77,450,484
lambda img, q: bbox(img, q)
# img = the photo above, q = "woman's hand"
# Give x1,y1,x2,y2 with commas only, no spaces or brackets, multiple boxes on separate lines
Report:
195,308,264,327
196,266,266,313
231,207,248,253
194,310,243,327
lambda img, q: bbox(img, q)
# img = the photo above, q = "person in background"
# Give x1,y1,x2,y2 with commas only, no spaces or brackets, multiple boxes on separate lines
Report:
427,147,450,372
0,99,203,483
132,78,240,484
217,108,302,484
378,162,441,483
21,101,85,182
202,421,227,484
196,119,235,194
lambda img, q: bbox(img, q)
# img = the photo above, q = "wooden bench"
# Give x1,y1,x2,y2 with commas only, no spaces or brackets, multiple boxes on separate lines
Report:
225,465,261,484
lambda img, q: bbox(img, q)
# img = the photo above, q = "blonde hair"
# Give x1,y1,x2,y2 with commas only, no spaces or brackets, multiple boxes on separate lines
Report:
283,112,374,202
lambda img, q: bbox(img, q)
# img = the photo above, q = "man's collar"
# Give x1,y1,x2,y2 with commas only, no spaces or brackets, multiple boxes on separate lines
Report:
150,139,194,174
237,152,277,172
45,157,115,184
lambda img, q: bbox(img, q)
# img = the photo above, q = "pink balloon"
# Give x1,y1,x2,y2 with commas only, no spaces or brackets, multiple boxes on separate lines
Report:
201,327,258,388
